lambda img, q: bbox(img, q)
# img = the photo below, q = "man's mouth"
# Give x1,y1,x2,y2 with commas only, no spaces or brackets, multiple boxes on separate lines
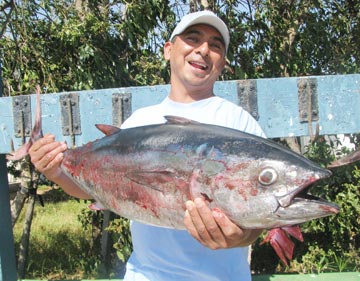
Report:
189,61,208,71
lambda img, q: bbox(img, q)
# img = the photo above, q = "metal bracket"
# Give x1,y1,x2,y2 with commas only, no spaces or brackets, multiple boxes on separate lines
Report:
298,78,319,122
112,92,132,127
237,80,259,120
60,93,81,138
12,95,32,138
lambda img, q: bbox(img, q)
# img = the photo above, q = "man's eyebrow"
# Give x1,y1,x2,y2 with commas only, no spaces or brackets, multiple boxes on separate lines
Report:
212,36,225,47
183,29,201,36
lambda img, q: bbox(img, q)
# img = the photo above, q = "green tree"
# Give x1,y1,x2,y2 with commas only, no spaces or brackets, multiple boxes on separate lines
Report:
1,1,359,95
0,0,173,95
225,0,360,78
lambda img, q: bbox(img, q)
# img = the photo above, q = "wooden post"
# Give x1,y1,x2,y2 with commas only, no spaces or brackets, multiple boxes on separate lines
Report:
99,210,116,278
0,60,17,281
16,159,38,278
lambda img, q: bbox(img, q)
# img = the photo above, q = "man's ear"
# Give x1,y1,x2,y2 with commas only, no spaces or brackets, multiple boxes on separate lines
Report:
164,41,172,60
217,56,226,73
221,57,226,70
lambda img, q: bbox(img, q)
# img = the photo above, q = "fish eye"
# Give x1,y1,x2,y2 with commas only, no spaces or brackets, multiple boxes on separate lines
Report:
258,168,278,186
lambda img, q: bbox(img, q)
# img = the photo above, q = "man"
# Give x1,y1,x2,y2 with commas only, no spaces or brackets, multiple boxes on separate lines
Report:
29,11,265,280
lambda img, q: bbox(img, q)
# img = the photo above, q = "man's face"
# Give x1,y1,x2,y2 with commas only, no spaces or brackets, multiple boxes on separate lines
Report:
164,24,226,93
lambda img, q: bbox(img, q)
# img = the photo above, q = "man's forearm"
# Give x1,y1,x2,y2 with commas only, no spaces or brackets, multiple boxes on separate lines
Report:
52,172,92,199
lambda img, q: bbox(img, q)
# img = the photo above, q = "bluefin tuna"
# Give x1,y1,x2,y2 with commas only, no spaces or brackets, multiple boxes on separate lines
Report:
8,86,341,265
61,116,338,230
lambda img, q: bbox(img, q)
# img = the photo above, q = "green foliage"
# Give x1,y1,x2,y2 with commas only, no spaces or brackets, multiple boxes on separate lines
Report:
1,1,359,95
76,206,103,275
106,217,133,263
223,0,360,78
12,195,100,279
0,0,173,95
77,204,103,232
294,165,360,273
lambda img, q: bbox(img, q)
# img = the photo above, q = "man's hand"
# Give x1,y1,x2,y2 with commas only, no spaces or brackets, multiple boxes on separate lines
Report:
29,133,67,181
184,198,262,249
29,133,91,199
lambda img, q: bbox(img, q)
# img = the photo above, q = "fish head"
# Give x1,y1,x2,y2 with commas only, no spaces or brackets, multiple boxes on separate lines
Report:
209,152,339,229
256,159,332,208
264,158,339,227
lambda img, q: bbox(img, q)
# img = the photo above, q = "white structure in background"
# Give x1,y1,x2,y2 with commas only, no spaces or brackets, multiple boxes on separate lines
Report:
337,134,356,150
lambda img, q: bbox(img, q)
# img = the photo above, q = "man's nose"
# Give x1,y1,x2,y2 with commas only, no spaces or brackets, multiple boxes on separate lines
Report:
195,41,210,57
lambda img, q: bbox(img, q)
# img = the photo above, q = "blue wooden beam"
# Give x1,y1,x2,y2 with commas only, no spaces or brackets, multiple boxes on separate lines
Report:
0,74,359,154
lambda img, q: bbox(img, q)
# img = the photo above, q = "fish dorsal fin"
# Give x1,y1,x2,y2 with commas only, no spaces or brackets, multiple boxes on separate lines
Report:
95,124,121,136
164,115,200,125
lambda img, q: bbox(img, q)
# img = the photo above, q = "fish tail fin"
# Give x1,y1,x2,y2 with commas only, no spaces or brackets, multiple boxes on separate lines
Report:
6,141,33,161
6,85,43,161
328,149,360,168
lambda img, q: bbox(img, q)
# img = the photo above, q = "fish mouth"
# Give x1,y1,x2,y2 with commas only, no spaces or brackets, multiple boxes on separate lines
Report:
275,169,338,213
292,191,340,214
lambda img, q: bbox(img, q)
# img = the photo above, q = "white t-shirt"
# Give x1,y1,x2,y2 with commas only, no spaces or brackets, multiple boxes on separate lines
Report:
121,96,265,281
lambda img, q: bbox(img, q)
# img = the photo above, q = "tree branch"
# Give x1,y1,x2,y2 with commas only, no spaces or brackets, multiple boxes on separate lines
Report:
0,0,15,38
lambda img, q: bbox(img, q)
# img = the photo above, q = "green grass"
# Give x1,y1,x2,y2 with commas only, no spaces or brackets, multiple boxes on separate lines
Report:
13,188,99,280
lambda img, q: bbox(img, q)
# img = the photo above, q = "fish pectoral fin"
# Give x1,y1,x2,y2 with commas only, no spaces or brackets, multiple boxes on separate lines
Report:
125,169,177,193
261,228,295,266
95,124,121,136
260,226,304,266
164,115,200,125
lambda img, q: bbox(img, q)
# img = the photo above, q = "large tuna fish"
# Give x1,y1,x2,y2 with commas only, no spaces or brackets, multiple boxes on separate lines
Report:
8,86,343,265
63,117,338,229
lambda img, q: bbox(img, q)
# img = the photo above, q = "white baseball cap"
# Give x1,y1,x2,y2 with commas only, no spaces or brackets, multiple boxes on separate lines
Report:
169,11,230,52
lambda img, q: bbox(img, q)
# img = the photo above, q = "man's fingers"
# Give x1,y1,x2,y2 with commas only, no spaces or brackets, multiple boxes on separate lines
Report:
32,142,66,162
41,151,64,170
28,134,67,175
193,198,226,244
184,199,227,249
184,200,211,243
185,201,263,249
212,208,243,237
29,134,55,153
184,209,199,240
